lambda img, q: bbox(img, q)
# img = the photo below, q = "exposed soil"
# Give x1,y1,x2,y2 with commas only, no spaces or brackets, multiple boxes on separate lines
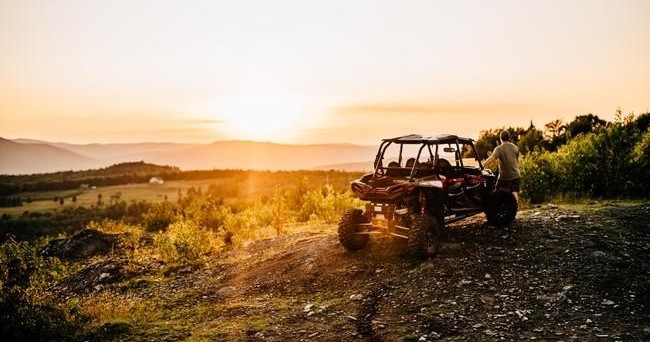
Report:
49,203,650,341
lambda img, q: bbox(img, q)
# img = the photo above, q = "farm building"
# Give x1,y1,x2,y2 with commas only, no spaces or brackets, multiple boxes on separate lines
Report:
149,177,164,185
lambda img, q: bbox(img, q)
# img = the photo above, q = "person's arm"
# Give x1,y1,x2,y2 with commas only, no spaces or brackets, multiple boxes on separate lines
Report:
484,154,495,167
483,146,499,167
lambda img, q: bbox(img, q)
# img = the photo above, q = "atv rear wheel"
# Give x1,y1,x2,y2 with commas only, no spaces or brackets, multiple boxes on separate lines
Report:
338,209,369,251
407,215,440,259
486,191,518,227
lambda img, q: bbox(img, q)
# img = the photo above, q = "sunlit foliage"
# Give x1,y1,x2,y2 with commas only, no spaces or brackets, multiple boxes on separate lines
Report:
518,111,650,202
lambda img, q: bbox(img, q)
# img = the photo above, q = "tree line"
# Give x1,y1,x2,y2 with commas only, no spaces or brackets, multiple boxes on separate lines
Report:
470,110,650,202
0,161,361,197
0,162,181,195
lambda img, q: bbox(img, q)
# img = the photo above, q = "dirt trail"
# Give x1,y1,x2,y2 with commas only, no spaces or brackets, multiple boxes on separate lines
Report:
52,203,650,341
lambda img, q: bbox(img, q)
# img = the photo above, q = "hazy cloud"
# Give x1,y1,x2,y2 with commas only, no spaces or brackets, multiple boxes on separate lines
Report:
333,102,531,116
186,119,225,124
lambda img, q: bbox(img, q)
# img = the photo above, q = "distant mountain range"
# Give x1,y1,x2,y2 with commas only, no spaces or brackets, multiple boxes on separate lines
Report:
1,138,376,175
0,138,97,175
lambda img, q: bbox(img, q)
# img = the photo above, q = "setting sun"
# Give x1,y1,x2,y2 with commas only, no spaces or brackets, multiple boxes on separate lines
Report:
218,95,307,141
1,1,648,144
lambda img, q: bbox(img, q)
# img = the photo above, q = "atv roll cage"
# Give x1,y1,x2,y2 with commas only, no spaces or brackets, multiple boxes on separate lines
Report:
371,134,485,181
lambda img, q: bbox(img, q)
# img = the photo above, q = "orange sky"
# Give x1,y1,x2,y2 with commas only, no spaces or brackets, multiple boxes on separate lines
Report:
1,0,649,145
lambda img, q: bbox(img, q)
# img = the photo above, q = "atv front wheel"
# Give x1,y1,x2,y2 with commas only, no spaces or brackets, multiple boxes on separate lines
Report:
486,191,518,227
407,215,440,259
338,209,369,251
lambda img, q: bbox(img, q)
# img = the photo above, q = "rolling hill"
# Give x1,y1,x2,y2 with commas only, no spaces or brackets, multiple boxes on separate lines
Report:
0,138,97,175
13,139,196,165
148,141,378,171
3,138,377,174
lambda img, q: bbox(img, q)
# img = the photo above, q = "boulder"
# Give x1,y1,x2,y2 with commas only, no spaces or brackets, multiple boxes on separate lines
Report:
40,229,119,259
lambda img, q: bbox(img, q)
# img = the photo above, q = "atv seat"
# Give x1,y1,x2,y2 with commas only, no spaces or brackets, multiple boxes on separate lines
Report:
436,158,452,176
405,158,416,168
386,161,401,176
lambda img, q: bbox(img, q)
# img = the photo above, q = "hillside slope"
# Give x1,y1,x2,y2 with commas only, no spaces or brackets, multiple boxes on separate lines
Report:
13,139,198,166
50,142,196,165
0,138,97,175
45,204,649,341
6,138,377,173
149,141,378,170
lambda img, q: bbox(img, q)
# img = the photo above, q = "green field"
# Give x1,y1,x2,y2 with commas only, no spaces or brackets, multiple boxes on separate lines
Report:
0,179,228,216
0,170,361,217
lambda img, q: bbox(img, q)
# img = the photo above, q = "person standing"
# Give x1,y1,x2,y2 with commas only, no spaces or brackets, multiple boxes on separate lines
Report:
484,130,521,202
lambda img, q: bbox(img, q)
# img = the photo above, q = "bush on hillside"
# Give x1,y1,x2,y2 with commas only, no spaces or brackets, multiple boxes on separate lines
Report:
298,186,362,223
518,112,649,201
153,220,221,263
519,149,557,203
0,237,86,341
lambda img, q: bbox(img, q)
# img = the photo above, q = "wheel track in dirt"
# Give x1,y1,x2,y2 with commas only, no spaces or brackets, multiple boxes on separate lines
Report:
355,282,390,341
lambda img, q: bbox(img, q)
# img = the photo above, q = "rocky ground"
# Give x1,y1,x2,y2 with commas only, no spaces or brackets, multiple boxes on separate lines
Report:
46,202,649,341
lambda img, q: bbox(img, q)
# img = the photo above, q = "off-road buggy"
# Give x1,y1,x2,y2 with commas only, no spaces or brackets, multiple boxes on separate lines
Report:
338,134,517,258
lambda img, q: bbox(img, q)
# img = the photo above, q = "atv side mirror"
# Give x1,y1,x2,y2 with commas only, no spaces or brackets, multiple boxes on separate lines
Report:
443,147,455,153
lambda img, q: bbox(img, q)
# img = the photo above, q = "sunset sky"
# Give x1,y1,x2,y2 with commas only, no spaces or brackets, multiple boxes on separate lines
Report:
1,0,649,145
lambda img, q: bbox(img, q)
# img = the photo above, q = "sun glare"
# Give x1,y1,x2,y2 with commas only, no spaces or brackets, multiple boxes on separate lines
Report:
218,96,306,141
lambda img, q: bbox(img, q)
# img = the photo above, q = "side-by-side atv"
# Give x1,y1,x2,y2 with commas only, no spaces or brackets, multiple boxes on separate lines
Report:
338,134,517,258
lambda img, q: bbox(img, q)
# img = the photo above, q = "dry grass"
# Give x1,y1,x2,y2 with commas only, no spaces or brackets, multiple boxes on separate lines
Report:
79,292,153,324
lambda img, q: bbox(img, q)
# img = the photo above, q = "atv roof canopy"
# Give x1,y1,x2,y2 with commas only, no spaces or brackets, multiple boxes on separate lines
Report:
373,134,483,180
381,134,475,145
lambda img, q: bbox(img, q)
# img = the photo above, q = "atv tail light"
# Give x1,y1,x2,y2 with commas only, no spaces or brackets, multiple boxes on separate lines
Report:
351,181,371,193
395,208,408,215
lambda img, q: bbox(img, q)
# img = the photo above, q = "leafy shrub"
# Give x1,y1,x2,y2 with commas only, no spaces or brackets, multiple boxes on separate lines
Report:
0,237,66,291
520,149,557,203
142,202,177,232
153,220,221,263
222,201,276,246
298,186,362,223
0,289,87,341
183,199,232,231
0,237,86,341
630,130,650,195
552,116,641,197
518,113,648,201
631,129,650,163
553,132,602,196
268,187,290,236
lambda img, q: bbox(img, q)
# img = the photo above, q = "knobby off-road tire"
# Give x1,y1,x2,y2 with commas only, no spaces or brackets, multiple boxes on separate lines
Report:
486,191,518,227
407,215,440,259
338,209,369,251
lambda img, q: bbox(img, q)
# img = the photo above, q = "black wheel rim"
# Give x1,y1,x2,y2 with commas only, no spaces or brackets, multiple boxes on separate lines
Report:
496,203,510,219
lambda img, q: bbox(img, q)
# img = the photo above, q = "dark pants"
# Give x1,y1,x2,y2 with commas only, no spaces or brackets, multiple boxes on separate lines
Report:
496,178,520,192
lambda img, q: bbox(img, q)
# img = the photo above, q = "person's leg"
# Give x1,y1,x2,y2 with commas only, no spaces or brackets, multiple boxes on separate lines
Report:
511,178,521,203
